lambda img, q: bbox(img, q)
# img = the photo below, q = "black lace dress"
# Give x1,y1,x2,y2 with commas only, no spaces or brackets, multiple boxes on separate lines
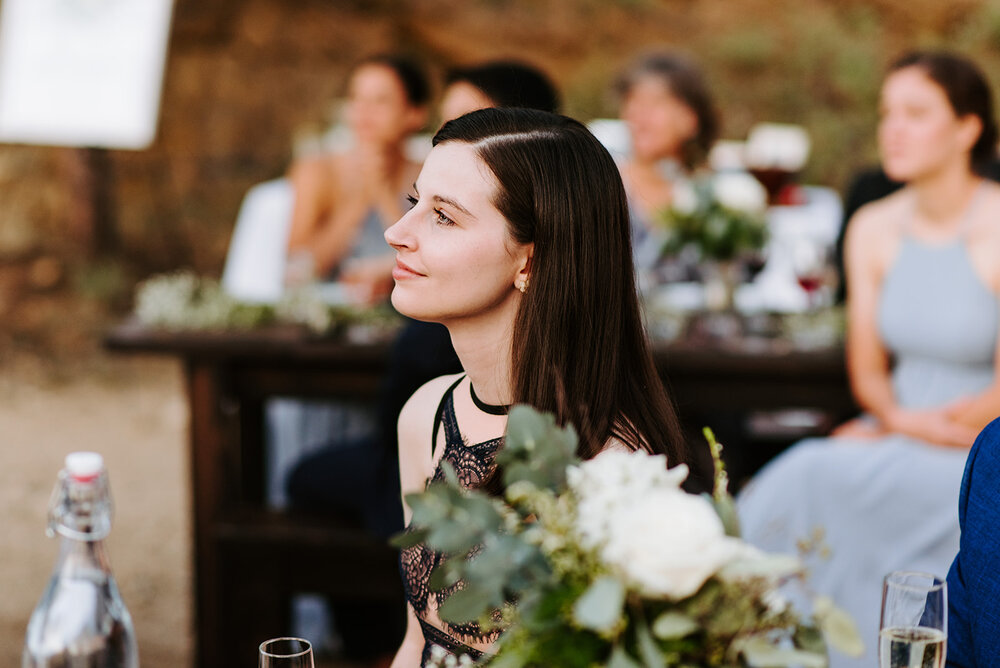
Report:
399,377,503,666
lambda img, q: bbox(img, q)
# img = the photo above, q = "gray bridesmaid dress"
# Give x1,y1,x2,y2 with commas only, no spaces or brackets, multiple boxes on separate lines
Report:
737,203,998,668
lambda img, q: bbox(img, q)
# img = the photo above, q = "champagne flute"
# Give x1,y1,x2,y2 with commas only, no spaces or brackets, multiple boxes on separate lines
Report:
259,637,315,668
879,571,947,668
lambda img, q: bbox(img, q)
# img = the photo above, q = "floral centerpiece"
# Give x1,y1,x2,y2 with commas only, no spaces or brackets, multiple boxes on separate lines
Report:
395,406,863,667
662,172,769,262
133,270,400,337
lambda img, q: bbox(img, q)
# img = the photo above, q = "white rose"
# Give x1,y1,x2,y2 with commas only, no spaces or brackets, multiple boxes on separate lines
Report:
594,487,749,599
671,179,699,215
568,451,688,550
567,450,687,497
712,172,767,213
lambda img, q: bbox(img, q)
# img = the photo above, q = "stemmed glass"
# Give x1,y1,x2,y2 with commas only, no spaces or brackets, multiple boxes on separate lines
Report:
790,237,832,311
259,637,315,668
879,571,947,668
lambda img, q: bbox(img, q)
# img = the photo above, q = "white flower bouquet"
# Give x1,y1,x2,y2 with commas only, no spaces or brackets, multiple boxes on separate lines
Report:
662,172,769,262
395,407,863,667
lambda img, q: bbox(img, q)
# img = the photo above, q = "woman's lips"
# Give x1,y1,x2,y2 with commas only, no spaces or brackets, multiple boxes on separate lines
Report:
392,258,425,280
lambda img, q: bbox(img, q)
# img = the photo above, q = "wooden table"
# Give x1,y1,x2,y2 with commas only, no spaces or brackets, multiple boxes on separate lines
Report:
104,320,857,667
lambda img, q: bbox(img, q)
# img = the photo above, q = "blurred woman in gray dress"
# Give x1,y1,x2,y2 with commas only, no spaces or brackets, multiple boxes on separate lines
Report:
738,51,1000,668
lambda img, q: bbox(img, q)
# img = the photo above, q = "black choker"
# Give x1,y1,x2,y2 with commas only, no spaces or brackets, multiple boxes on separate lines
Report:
470,383,510,416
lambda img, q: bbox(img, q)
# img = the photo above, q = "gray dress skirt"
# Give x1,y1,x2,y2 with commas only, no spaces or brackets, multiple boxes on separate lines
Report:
737,227,998,668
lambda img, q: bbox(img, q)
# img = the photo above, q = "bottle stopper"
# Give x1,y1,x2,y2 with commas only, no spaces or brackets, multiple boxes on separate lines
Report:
65,452,105,482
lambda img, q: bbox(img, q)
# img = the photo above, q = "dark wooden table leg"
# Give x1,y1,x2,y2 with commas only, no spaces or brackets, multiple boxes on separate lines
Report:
186,360,230,668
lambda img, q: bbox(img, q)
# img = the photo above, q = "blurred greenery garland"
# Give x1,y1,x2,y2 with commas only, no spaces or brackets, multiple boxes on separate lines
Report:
133,271,400,337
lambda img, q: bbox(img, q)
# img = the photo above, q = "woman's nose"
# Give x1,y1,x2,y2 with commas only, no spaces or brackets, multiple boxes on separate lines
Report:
385,209,414,250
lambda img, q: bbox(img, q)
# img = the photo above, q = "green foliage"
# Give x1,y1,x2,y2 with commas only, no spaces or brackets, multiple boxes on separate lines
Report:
403,406,861,667
661,179,768,262
132,271,401,336
498,405,580,492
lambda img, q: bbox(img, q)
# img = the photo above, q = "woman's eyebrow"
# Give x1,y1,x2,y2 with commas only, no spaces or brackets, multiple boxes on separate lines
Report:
413,182,476,219
432,194,475,218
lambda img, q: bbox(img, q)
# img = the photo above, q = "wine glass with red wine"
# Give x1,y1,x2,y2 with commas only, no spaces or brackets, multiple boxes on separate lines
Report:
790,237,832,310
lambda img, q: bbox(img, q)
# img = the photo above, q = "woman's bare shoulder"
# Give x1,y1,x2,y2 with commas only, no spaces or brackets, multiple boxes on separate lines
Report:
397,373,464,492
971,181,1000,235
849,188,908,238
398,373,465,445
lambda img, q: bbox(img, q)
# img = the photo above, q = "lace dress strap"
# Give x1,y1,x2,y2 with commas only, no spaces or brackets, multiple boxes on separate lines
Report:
431,376,466,462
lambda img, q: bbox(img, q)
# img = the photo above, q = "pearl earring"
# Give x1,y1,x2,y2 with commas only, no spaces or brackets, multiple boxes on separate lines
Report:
517,279,528,294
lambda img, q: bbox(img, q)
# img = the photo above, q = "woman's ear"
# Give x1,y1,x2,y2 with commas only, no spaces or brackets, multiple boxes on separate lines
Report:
958,114,983,156
514,244,534,292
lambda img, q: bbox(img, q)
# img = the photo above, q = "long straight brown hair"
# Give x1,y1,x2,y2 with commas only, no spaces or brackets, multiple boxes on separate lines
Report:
433,108,694,477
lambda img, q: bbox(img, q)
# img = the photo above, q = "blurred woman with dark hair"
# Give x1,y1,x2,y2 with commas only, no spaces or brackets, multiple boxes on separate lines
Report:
439,60,560,122
284,54,430,302
386,107,703,665
615,51,719,276
739,50,1000,668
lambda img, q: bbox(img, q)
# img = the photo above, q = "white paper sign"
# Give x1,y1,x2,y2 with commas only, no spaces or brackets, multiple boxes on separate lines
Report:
0,0,174,149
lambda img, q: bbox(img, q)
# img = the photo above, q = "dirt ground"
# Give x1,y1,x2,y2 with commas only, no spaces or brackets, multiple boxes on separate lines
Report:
0,351,192,666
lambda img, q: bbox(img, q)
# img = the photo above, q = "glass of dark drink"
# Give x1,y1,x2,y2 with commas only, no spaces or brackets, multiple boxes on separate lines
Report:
748,166,797,206
790,237,832,310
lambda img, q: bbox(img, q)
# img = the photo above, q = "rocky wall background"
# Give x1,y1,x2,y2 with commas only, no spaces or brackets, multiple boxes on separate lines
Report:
2,0,1000,350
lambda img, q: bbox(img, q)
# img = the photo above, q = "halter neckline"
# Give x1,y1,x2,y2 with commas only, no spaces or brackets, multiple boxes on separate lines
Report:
469,383,510,416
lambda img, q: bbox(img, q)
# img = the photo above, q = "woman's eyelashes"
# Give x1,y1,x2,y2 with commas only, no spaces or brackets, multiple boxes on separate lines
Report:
405,192,457,227
434,208,456,227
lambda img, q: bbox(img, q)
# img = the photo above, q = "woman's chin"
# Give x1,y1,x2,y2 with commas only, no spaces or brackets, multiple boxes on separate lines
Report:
390,290,434,323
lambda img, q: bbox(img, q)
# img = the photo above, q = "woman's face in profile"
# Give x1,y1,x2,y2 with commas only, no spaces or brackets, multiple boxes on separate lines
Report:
384,142,531,325
621,75,698,164
345,64,424,145
878,66,978,182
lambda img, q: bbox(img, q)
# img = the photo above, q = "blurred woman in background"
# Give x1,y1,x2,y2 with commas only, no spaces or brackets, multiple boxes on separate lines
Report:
615,51,719,277
738,50,1000,668
439,60,560,122
284,54,430,303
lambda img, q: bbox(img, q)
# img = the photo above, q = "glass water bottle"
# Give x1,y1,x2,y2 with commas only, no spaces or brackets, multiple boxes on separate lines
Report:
23,452,139,668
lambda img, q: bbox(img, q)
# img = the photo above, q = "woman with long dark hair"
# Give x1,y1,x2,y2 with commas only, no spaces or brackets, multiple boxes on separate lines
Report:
738,51,1000,668
385,107,699,665
614,51,719,279
284,54,430,301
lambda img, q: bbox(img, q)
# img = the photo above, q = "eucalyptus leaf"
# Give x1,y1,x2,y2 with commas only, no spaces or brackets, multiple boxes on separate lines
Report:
636,616,666,668
794,625,827,655
487,649,528,668
606,645,642,668
814,596,865,658
440,459,461,487
719,554,803,580
388,527,428,549
740,636,828,667
651,612,699,640
427,558,462,591
437,586,491,623
426,522,479,553
501,406,579,491
571,576,625,633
